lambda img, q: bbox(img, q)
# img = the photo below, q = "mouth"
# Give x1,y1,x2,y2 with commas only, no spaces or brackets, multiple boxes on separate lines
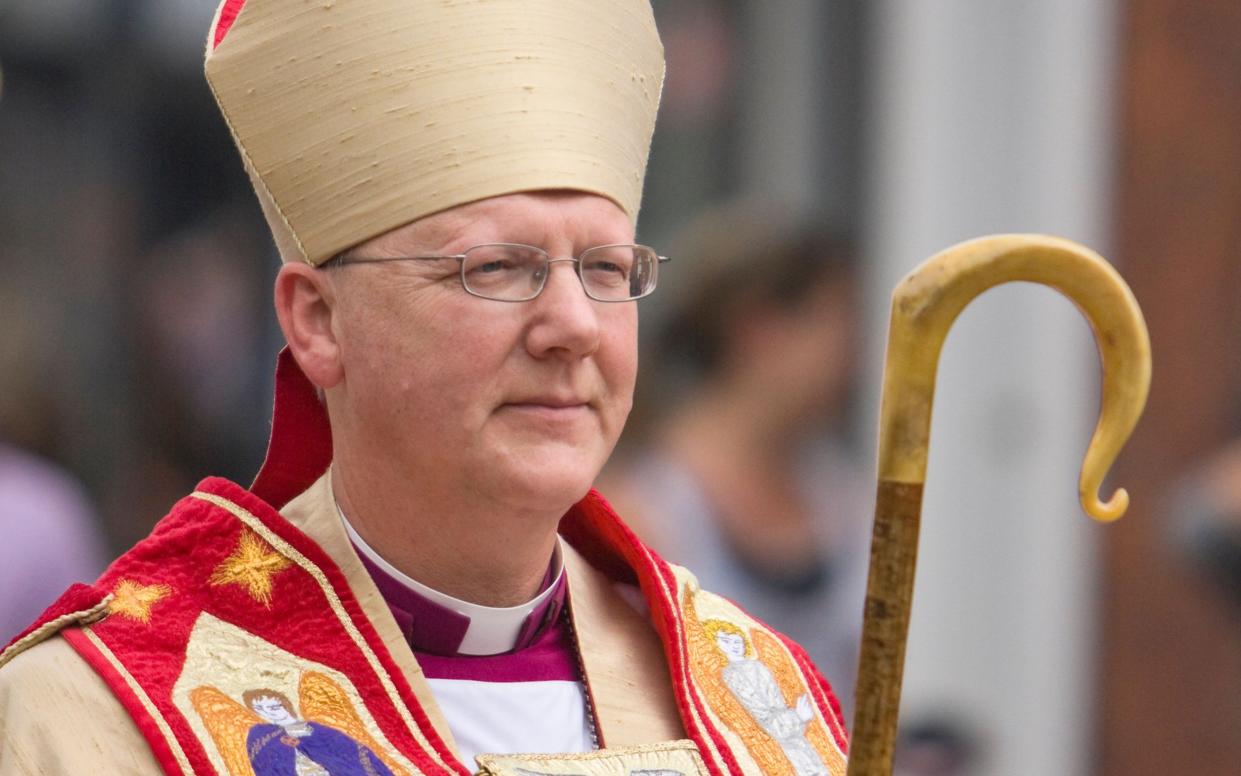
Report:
499,397,593,420
504,400,588,410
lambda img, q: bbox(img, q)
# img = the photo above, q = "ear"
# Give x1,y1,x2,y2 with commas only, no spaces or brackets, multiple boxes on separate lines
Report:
274,263,345,389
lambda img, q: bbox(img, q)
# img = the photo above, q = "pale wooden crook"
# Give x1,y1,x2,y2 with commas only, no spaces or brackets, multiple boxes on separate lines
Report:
846,234,1151,775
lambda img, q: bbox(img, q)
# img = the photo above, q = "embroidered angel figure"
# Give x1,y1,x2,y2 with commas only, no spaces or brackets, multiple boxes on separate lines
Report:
684,585,844,776
191,671,408,776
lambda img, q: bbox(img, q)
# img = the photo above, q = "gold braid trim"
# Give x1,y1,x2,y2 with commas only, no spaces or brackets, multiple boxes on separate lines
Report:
0,594,113,669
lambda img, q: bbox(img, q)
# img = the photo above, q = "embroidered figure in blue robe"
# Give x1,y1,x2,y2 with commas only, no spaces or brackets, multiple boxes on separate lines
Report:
244,688,396,776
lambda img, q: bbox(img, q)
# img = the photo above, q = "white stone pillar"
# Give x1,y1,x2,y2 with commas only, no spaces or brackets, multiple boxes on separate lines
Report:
863,1,1117,773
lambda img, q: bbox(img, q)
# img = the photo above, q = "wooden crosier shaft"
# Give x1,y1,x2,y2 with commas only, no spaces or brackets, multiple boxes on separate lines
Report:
844,234,1150,776
848,481,923,772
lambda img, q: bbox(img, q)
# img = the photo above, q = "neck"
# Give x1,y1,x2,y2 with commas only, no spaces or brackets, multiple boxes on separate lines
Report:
329,461,562,607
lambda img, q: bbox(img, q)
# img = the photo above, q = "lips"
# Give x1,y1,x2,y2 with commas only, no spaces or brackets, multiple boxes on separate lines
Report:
506,398,588,409
503,392,592,410
499,396,593,424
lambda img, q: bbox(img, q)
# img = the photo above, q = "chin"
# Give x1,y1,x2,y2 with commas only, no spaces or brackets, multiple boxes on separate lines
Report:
486,451,602,515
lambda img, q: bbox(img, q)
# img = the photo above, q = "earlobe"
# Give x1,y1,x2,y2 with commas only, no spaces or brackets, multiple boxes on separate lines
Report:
273,264,345,389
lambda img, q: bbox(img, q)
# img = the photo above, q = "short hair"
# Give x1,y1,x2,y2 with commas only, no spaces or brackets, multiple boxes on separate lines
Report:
243,688,295,712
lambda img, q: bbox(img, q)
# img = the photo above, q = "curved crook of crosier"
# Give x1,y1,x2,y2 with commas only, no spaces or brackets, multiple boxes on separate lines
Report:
847,234,1151,776
877,233,1151,521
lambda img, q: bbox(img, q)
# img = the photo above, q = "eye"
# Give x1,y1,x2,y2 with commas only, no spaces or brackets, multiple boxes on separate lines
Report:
584,260,627,276
580,247,635,288
460,244,547,297
476,259,514,274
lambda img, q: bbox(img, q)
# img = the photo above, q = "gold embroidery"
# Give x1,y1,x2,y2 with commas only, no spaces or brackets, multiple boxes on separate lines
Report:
209,529,292,606
750,629,845,775
173,612,424,776
299,670,413,776
191,684,263,776
475,740,709,776
685,599,791,776
683,584,847,776
190,491,456,775
189,671,414,776
658,566,740,776
109,580,172,623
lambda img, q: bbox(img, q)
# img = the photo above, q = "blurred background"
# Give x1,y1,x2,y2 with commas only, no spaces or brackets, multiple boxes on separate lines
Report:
1,1,1238,774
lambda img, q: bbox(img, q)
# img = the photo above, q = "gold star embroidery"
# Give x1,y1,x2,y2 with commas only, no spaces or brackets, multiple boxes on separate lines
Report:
209,529,292,607
108,579,171,623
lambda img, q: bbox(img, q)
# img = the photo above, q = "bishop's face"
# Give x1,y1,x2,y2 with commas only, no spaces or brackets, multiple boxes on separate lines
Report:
326,191,638,515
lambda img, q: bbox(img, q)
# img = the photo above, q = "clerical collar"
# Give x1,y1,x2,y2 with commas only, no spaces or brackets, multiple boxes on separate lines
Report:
339,507,566,657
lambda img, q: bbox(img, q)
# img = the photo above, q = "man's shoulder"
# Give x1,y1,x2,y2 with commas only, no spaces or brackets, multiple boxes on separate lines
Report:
0,633,94,697
0,635,158,774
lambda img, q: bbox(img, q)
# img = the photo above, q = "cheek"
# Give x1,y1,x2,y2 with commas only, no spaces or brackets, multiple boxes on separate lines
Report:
398,328,506,421
597,315,638,429
601,308,639,389
342,290,490,418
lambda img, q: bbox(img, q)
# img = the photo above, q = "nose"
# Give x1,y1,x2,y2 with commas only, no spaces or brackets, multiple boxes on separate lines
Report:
524,260,601,360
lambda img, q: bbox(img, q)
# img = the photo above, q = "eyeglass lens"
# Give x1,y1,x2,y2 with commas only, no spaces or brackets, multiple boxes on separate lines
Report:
460,244,657,301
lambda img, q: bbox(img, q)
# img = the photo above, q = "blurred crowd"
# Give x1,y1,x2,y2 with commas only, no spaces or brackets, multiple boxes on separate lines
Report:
0,2,278,636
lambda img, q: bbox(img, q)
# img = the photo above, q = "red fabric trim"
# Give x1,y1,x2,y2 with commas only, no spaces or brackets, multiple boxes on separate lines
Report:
779,631,851,753
62,627,196,776
202,478,470,776
61,480,467,776
250,348,333,509
651,554,747,776
2,582,106,652
212,0,248,49
661,580,745,776
563,492,744,776
564,489,849,774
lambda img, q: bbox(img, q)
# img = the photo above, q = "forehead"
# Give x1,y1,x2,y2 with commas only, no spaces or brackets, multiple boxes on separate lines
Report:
354,191,634,255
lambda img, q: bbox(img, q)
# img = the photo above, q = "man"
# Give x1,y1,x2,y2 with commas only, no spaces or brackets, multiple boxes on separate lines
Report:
0,2,849,775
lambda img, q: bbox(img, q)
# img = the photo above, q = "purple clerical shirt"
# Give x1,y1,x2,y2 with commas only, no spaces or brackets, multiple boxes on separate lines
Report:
351,539,579,682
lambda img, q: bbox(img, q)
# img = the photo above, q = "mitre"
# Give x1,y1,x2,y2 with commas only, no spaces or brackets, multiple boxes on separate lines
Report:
205,0,664,265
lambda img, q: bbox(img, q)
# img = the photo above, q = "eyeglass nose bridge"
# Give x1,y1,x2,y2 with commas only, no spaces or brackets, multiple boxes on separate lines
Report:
530,257,589,295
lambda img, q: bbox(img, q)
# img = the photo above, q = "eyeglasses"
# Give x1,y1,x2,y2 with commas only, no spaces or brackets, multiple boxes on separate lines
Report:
326,243,670,302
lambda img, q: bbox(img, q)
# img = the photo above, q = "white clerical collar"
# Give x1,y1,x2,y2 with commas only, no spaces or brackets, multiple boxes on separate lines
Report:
338,505,565,656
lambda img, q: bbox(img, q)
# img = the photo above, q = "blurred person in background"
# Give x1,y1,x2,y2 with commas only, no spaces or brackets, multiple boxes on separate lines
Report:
0,0,275,553
111,208,275,524
0,443,108,644
0,3,852,775
0,289,108,646
0,39,110,636
890,717,979,776
597,205,983,775
602,204,871,716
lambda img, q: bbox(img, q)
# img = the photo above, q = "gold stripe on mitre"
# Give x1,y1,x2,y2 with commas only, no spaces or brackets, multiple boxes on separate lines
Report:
204,0,665,265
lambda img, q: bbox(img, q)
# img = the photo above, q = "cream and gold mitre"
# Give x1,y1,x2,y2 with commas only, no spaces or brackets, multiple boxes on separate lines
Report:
204,0,665,266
